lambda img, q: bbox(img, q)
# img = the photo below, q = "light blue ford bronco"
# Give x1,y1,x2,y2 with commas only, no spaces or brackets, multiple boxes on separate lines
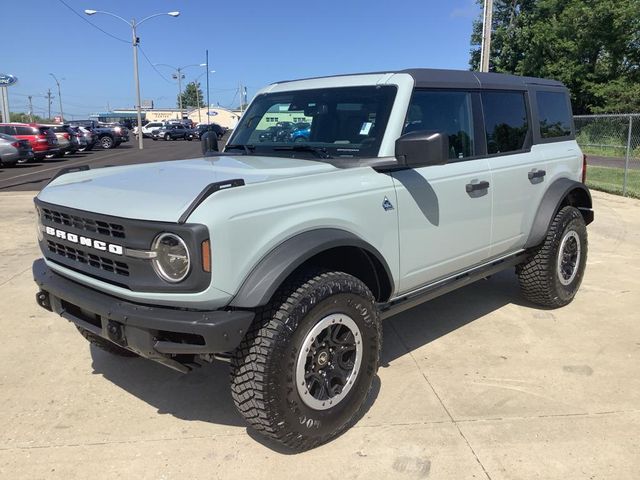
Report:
33,68,593,451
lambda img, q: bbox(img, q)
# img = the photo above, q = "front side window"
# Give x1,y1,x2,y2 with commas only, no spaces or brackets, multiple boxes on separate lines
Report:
482,91,529,154
403,90,475,159
537,91,572,138
230,85,397,160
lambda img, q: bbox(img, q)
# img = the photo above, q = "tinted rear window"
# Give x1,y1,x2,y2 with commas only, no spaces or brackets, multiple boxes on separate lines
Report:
537,91,572,138
16,126,36,135
0,125,14,134
482,91,529,154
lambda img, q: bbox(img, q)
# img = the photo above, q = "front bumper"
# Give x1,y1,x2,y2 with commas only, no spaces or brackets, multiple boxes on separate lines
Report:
33,259,254,371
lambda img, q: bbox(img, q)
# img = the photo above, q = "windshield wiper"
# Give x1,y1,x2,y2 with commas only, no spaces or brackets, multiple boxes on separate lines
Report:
273,145,332,159
225,144,256,155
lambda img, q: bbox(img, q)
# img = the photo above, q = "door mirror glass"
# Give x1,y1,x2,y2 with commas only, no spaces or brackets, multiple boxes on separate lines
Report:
395,130,449,168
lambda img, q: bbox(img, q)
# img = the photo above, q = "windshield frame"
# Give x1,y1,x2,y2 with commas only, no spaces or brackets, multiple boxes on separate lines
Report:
227,85,398,163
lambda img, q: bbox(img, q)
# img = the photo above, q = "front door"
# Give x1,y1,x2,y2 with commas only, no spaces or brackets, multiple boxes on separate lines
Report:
392,90,492,294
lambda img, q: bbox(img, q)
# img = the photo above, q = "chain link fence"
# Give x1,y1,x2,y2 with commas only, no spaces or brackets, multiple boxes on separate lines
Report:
574,113,640,198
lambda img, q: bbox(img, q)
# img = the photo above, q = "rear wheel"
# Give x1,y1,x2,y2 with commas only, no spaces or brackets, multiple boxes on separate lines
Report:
231,270,381,451
100,136,115,149
76,326,138,357
517,206,587,307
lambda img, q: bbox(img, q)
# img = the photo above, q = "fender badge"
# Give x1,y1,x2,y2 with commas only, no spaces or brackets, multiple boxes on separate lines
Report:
382,196,394,211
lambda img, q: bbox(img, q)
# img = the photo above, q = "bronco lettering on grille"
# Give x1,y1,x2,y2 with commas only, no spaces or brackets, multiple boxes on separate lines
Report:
44,226,124,255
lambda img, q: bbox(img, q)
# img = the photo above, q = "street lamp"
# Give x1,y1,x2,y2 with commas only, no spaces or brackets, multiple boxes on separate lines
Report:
84,9,180,149
154,63,202,119
49,73,64,122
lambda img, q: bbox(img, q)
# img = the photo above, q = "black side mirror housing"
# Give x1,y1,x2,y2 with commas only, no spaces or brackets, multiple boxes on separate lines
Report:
201,131,219,155
395,130,449,168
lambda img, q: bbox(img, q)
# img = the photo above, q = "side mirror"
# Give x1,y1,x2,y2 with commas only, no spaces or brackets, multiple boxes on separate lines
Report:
395,130,449,168
201,131,219,155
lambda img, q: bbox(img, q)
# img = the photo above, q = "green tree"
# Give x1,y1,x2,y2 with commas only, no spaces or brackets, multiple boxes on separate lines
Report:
469,0,640,113
9,112,54,123
178,81,204,109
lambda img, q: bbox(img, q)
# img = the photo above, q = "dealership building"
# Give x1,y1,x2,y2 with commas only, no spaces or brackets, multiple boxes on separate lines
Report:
89,106,242,129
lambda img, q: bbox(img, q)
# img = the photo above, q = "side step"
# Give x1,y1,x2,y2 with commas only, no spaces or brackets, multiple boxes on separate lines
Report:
378,251,527,320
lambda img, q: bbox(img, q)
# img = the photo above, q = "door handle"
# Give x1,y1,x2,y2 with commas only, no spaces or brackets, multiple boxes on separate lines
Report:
465,180,490,193
528,169,546,180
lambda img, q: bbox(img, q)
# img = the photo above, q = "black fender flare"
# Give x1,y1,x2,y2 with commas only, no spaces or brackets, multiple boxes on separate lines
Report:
229,228,395,308
525,178,593,249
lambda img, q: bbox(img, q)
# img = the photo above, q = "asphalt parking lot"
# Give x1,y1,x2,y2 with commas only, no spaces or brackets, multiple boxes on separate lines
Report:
1,175,639,477
0,138,204,192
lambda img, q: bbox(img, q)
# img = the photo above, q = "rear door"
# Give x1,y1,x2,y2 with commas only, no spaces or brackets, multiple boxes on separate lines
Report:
483,90,546,256
392,89,493,293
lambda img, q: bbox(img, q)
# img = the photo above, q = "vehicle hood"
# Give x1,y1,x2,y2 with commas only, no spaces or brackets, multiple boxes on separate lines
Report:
37,155,337,222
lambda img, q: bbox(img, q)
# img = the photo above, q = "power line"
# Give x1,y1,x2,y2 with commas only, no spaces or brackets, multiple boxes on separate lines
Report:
138,46,174,84
57,0,129,44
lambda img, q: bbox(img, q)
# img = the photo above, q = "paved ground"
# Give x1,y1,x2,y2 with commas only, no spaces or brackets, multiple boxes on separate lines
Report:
0,138,205,192
587,155,640,170
1,190,639,479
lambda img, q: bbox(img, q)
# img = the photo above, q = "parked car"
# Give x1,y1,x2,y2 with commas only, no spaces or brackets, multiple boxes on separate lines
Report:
67,120,128,149
0,133,33,166
45,124,87,155
0,123,59,160
194,123,226,139
258,122,296,143
290,122,311,142
71,126,97,151
32,68,593,452
134,122,164,138
151,123,194,141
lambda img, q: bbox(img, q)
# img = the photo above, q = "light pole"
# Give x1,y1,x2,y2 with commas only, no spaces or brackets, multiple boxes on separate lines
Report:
49,73,64,122
191,68,215,125
155,63,202,119
84,9,180,149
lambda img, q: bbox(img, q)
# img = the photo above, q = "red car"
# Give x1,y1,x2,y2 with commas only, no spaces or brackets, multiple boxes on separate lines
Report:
0,123,59,160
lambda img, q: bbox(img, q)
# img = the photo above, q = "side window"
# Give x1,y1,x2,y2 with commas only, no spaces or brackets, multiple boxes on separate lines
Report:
15,126,34,136
403,90,475,159
537,91,572,138
0,126,9,134
482,91,529,154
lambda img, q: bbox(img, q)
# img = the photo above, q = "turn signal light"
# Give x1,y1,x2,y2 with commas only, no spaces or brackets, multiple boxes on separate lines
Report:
201,240,211,273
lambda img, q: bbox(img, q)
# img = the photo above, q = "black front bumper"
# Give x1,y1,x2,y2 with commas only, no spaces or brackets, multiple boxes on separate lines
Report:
33,259,254,371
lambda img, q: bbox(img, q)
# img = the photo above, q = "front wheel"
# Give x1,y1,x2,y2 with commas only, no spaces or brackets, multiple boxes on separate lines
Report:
231,271,381,452
517,206,588,307
164,133,171,141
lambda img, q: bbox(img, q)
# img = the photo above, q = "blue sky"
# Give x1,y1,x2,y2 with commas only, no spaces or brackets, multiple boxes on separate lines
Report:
2,0,480,118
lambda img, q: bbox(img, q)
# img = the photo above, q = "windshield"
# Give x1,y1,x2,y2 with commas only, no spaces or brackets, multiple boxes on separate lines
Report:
229,85,397,159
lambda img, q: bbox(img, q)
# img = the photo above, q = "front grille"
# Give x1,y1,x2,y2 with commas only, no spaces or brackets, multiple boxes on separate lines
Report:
47,240,129,277
41,207,125,239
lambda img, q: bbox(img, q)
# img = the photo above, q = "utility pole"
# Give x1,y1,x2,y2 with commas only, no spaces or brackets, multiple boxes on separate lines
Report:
479,0,494,72
50,73,64,122
45,89,53,120
27,95,33,122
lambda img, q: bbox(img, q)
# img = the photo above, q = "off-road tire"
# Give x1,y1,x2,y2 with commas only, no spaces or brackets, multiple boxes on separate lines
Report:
76,326,138,357
231,270,381,451
517,206,587,307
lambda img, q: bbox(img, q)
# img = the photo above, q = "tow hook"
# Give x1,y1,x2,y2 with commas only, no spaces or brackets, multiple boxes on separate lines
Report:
36,291,52,311
107,321,124,343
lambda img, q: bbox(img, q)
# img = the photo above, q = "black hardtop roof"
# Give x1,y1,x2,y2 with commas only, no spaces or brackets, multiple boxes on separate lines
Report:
275,68,566,90
402,68,565,90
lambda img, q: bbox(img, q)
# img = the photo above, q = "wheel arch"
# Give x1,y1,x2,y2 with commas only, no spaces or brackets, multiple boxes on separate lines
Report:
229,229,395,308
525,178,593,249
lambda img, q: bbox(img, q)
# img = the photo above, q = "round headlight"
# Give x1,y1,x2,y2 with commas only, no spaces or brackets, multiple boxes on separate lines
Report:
152,233,190,283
